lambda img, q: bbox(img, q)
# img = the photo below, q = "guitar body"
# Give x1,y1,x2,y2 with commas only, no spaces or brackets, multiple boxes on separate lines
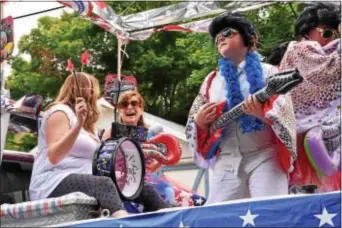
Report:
143,133,182,172
196,69,302,167
197,101,226,159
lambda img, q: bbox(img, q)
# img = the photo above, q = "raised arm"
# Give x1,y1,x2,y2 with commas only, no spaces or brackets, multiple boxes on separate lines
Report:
47,98,87,164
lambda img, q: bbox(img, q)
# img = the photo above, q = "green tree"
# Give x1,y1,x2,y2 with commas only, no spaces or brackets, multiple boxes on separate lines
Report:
5,1,177,100
6,2,306,127
5,132,37,152
245,2,304,56
175,2,306,91
6,12,95,100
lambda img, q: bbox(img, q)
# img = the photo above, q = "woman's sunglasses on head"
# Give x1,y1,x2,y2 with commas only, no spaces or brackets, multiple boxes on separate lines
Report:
316,27,338,39
118,100,140,109
215,28,239,45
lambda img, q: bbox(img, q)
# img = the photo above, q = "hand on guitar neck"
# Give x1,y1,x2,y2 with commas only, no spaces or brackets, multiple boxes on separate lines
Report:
194,95,270,134
194,102,218,132
208,69,302,133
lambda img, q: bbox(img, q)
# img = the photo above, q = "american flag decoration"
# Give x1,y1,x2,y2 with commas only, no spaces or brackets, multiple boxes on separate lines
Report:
57,1,93,16
93,1,107,9
61,191,340,227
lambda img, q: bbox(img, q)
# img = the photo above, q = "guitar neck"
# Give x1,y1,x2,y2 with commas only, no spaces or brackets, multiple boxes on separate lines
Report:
211,89,271,131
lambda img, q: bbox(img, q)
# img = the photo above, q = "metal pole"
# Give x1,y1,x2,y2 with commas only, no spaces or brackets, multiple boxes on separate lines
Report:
113,38,122,122
204,169,209,198
117,38,122,82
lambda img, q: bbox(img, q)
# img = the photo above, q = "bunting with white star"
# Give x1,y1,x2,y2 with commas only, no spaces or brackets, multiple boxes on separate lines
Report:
63,191,340,228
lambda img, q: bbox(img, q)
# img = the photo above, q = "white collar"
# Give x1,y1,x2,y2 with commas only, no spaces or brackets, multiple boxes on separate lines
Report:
237,60,246,72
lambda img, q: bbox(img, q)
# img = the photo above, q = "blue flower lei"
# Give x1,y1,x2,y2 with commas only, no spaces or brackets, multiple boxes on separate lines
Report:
218,51,265,133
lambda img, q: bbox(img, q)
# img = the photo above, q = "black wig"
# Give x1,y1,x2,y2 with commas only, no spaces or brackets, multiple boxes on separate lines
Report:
209,12,258,47
295,2,341,39
266,41,290,66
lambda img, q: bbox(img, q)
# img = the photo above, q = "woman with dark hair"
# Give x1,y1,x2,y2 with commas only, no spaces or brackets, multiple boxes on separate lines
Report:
279,2,341,192
185,12,297,203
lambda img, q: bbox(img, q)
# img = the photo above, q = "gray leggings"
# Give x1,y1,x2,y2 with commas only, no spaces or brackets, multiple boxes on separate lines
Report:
48,173,170,214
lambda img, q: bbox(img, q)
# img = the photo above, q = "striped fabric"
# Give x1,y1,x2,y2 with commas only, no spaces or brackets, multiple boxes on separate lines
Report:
0,192,97,219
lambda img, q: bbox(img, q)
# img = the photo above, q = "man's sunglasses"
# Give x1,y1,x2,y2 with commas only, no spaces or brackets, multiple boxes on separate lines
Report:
118,100,140,109
316,27,338,39
215,28,239,45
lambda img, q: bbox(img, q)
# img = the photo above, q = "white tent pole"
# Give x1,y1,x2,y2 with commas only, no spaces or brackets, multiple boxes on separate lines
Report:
114,37,123,122
117,38,122,82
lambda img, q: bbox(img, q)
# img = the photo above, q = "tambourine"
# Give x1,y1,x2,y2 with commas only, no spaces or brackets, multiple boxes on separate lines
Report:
92,137,145,200
304,126,340,176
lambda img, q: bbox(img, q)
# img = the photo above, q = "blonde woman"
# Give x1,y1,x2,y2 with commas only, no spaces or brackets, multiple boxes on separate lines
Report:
29,72,169,218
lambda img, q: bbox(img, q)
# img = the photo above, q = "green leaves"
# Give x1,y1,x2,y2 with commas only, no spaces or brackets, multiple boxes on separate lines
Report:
5,132,37,152
6,2,305,126
246,3,304,56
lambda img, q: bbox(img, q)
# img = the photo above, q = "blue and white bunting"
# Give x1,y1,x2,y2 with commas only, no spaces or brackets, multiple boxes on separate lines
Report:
61,191,341,228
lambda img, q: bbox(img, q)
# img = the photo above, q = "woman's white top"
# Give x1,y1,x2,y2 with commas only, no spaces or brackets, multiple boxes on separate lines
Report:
29,104,100,200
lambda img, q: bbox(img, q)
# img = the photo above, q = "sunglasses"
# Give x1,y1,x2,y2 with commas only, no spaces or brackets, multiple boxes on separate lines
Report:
118,100,140,109
215,28,239,45
316,27,338,39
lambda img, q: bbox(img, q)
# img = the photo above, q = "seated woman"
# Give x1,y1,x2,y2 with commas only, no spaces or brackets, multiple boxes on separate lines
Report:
279,3,341,192
29,72,170,218
102,91,206,212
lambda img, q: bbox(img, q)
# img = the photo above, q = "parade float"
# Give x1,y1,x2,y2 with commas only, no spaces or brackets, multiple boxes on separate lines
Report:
0,1,340,227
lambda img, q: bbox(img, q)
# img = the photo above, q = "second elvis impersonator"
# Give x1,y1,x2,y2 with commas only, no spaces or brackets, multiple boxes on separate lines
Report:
185,12,298,203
